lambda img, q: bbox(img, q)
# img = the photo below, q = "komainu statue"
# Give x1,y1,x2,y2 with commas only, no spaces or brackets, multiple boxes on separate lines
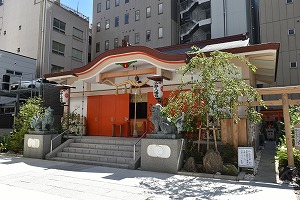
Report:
149,104,185,136
30,107,54,131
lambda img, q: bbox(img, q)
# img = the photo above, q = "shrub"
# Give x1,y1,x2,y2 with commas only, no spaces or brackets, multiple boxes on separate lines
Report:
276,137,300,173
0,133,12,152
221,143,238,166
10,96,44,152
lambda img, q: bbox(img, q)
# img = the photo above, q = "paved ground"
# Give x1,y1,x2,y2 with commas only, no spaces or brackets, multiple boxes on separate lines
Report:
254,141,277,183
0,152,297,200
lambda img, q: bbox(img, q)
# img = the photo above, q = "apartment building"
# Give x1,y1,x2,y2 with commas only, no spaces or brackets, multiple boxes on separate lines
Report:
260,0,300,91
92,0,258,57
92,0,179,58
0,0,89,78
180,0,258,44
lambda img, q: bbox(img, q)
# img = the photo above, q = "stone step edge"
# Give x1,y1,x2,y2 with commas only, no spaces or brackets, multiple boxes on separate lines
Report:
74,139,140,145
50,157,129,169
64,147,140,153
58,151,136,160
70,142,141,148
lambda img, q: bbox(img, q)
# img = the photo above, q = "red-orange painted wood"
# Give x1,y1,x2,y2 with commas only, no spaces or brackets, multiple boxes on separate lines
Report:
87,96,100,136
100,94,116,136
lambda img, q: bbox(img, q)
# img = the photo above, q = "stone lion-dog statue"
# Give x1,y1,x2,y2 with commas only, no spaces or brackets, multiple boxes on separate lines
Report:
30,107,54,131
150,103,185,135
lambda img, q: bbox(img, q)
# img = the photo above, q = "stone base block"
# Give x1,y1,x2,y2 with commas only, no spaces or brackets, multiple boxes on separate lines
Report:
23,133,61,159
141,138,185,174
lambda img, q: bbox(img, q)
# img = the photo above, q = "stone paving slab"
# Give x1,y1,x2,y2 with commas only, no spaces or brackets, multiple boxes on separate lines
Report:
0,154,297,200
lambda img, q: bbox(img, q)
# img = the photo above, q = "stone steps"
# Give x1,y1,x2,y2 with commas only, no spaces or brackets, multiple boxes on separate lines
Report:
47,137,141,169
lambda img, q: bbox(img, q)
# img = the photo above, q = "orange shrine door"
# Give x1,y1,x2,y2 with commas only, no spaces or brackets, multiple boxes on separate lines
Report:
87,94,130,136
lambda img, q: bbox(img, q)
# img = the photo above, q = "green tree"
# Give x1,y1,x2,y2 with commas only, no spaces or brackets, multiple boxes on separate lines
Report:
10,96,44,152
162,47,265,133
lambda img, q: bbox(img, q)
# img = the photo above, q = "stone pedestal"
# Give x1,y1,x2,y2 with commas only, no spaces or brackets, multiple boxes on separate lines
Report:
23,131,61,159
141,138,185,174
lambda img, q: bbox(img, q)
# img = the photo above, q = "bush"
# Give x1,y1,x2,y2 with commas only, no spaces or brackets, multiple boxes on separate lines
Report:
221,143,238,166
276,137,300,173
0,133,12,152
9,96,44,152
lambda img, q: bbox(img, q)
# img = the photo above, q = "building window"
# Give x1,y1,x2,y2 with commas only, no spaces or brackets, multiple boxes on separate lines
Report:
17,48,20,52
135,10,140,21
124,35,129,43
97,3,101,12
0,0,3,6
72,48,82,61
105,40,109,51
51,65,64,73
19,25,22,30
3,30,6,35
115,0,120,6
146,7,151,18
53,18,66,34
288,28,295,35
125,13,129,24
290,62,297,68
286,0,293,4
146,30,151,41
52,41,65,56
135,33,140,44
105,19,110,29
6,70,22,76
96,42,100,53
114,38,119,48
106,0,110,10
125,0,129,3
158,27,163,38
97,22,101,32
158,3,163,15
73,27,83,41
115,16,119,27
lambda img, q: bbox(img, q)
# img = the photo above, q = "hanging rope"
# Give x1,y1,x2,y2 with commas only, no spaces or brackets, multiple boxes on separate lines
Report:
100,79,150,94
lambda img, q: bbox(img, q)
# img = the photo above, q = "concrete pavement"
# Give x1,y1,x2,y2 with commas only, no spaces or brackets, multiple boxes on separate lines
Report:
0,154,297,200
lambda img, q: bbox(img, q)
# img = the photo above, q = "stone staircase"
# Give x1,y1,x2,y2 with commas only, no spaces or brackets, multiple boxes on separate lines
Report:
46,137,141,169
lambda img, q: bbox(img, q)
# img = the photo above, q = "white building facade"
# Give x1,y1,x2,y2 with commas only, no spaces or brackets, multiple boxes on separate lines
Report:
0,0,89,77
92,0,258,57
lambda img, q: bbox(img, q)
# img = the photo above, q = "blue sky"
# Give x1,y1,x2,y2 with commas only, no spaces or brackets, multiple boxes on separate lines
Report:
60,0,93,23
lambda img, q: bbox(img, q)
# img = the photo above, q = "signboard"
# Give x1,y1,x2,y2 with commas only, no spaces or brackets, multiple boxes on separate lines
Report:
295,126,300,149
238,147,254,168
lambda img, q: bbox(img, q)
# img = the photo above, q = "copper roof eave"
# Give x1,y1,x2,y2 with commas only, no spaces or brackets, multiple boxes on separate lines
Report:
43,42,280,82
43,45,186,79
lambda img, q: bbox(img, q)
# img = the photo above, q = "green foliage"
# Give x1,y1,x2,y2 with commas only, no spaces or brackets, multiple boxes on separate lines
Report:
10,96,44,152
61,111,82,135
221,144,238,165
0,133,12,152
161,47,264,132
183,140,205,163
276,137,300,171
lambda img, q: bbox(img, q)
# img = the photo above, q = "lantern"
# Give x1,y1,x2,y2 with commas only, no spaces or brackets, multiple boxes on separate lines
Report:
60,89,69,104
153,80,163,99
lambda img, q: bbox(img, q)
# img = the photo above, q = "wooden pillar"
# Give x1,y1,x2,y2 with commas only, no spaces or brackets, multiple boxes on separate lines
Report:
232,105,239,149
282,93,294,167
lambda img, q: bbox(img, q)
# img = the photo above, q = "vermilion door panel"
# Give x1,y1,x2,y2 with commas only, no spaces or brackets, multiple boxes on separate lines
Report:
115,94,130,136
87,96,100,136
99,95,116,136
115,94,130,122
